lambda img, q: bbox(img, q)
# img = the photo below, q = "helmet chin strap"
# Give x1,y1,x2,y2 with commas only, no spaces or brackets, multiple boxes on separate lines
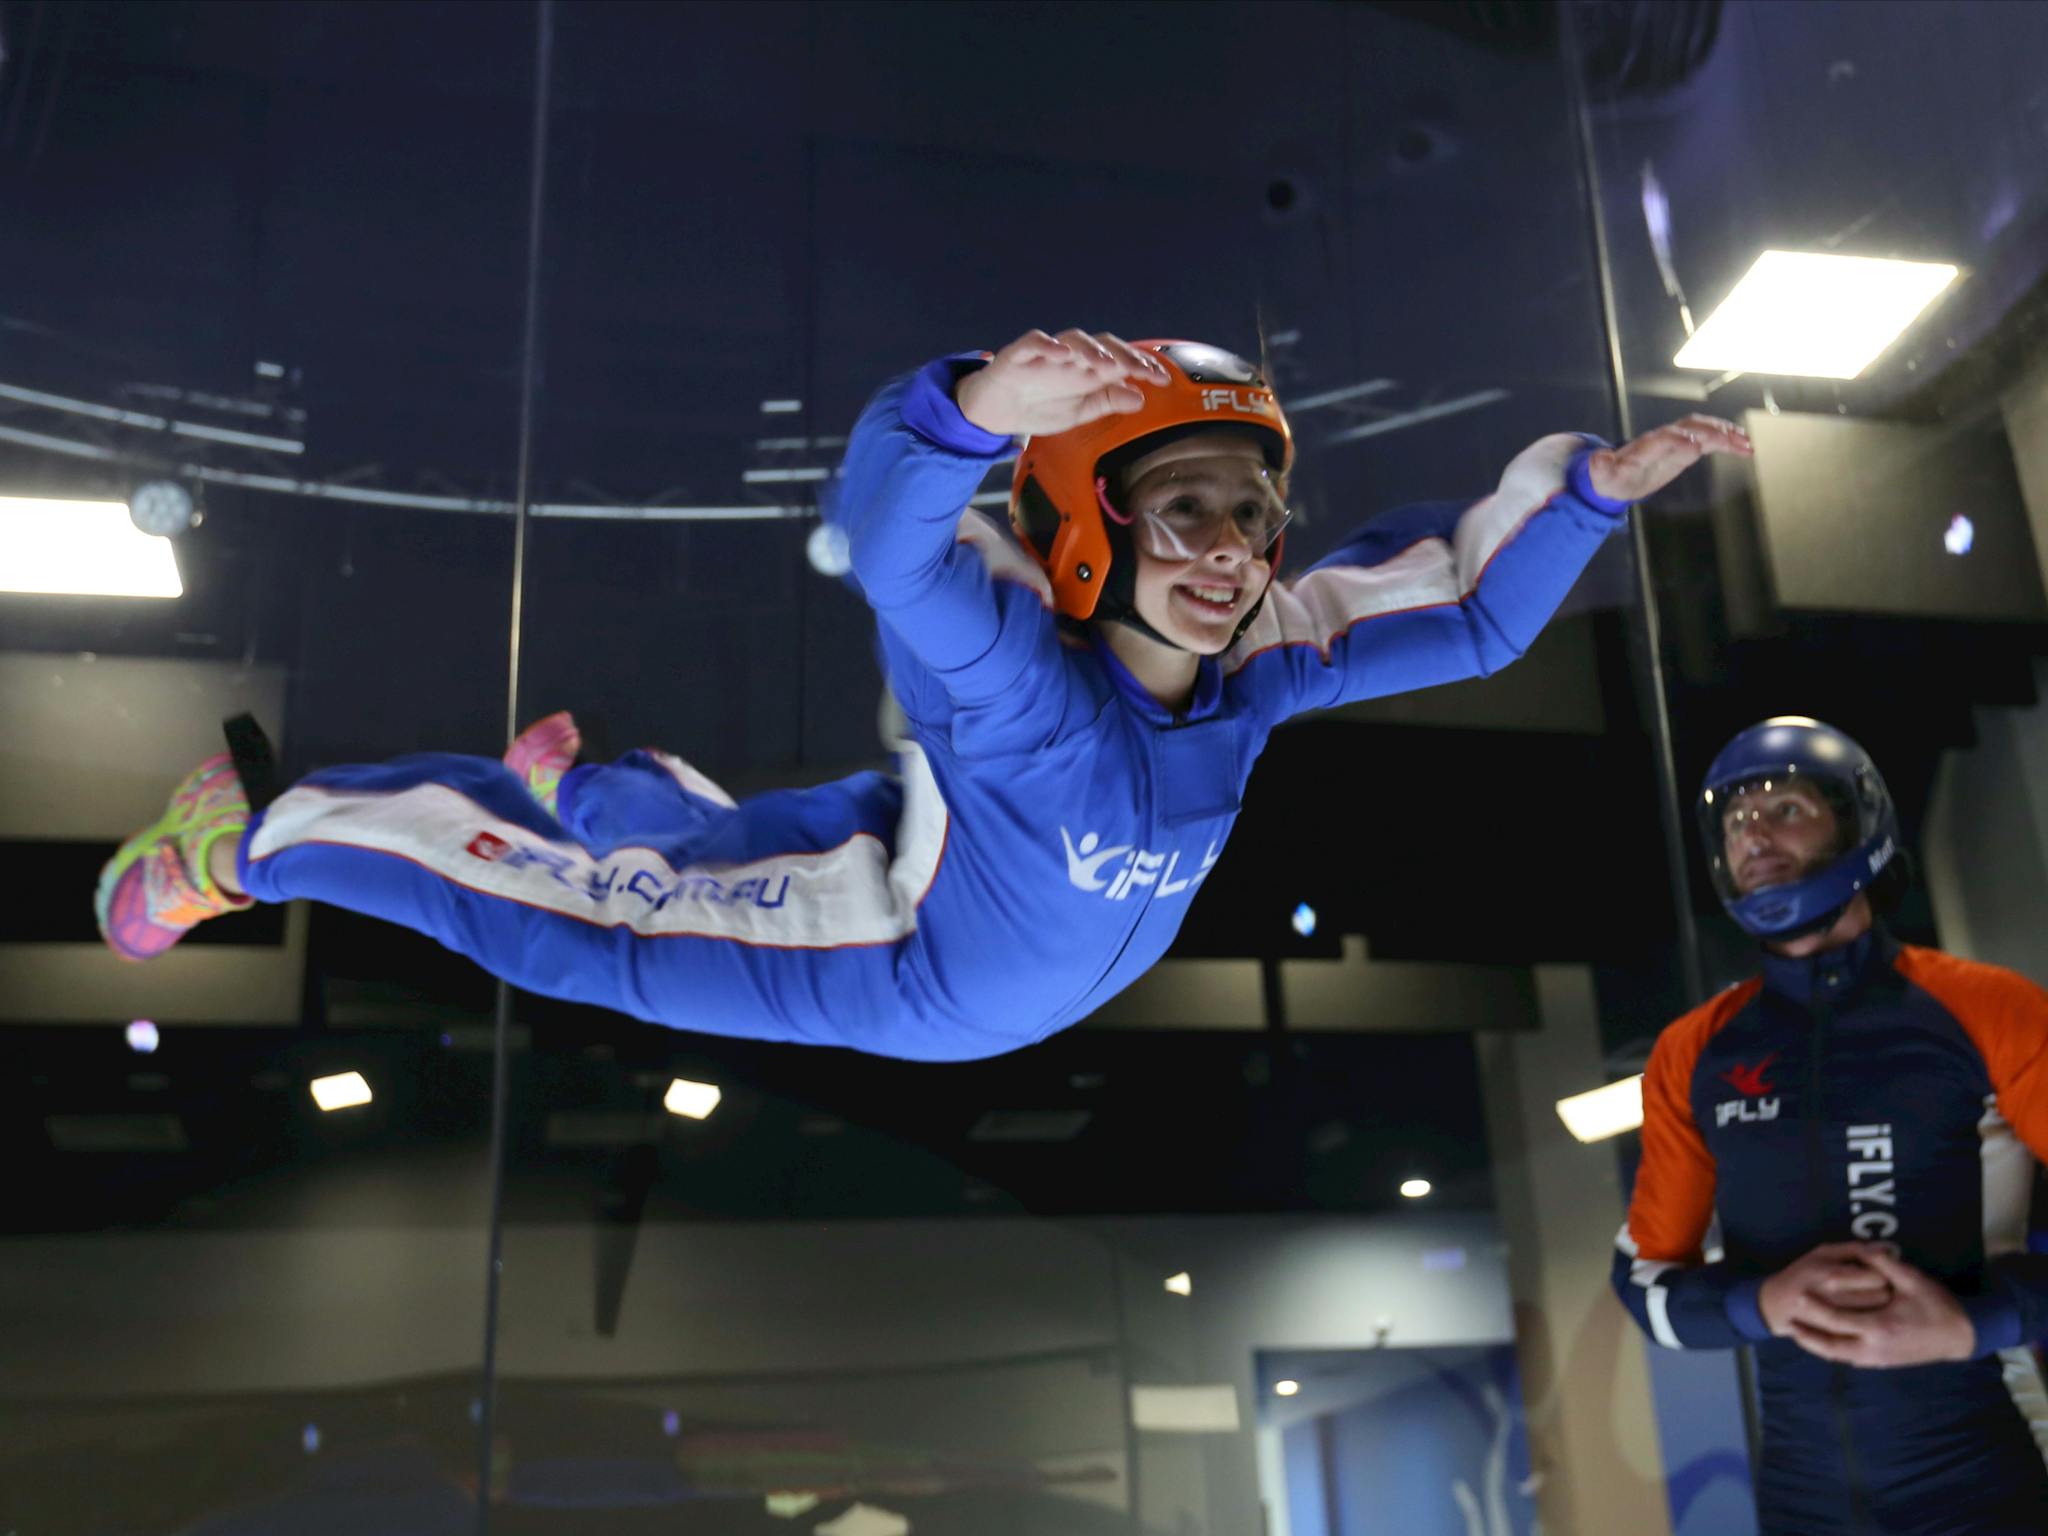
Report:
1741,836,1876,946
1100,569,1276,653
1764,900,1856,947
1095,479,1191,652
1099,593,1187,651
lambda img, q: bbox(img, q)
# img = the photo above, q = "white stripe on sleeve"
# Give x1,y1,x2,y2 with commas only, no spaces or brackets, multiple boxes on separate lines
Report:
1646,1285,1681,1350
1617,1222,1685,1349
1222,432,1585,675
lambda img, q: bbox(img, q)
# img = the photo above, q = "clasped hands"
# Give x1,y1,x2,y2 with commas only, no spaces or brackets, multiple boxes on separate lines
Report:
1757,1242,1976,1368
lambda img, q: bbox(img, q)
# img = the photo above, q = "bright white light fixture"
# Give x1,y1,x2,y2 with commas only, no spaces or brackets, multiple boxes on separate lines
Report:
1945,514,1975,556
1291,902,1317,937
1399,1178,1432,1199
1556,1074,1645,1143
1164,1271,1193,1296
310,1071,372,1112
663,1077,722,1119
126,1020,160,1054
1274,1379,1301,1397
1674,251,1957,379
0,496,182,598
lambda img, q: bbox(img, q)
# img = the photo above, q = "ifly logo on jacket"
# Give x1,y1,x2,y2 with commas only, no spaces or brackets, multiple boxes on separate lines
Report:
1847,1123,1900,1240
1715,1053,1781,1127
1060,828,1221,902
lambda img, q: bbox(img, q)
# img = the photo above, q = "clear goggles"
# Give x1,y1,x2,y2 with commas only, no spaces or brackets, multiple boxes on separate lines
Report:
1096,460,1293,563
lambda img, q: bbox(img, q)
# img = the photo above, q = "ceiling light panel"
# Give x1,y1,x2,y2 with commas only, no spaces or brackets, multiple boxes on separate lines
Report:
0,496,182,598
1674,251,1957,379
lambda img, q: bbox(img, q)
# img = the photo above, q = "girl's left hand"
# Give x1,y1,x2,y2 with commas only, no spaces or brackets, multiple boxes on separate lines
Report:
1586,413,1753,503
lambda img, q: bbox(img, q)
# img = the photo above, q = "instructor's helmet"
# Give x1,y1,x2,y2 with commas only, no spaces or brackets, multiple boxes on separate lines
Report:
1009,341,1295,640
1698,716,1899,940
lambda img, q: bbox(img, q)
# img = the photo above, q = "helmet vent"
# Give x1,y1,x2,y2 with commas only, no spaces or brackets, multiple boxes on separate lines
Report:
1016,475,1063,561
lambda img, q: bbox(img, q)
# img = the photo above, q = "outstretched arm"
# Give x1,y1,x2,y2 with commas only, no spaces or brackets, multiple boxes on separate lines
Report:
1229,415,1751,722
835,331,1164,742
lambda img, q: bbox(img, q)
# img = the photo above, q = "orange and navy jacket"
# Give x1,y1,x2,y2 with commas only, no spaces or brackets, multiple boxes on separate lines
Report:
1611,929,2048,1528
1613,928,2048,1355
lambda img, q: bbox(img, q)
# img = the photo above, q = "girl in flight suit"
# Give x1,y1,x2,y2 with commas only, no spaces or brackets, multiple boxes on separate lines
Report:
97,329,1747,1060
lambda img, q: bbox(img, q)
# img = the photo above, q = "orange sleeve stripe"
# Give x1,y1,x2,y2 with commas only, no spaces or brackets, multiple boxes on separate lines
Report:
1895,946,2048,1158
1626,977,1763,1263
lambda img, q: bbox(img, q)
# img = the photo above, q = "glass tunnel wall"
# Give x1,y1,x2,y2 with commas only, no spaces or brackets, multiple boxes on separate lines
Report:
0,3,533,1531
4,3,2047,1535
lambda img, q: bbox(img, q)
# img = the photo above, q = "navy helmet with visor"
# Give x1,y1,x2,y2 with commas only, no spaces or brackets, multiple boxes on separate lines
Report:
1697,716,1899,939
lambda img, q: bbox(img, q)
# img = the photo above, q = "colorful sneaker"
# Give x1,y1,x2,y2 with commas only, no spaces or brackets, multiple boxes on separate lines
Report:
94,753,253,962
505,710,581,817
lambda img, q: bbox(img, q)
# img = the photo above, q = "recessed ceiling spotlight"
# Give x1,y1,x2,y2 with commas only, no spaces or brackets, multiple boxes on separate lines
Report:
310,1071,372,1112
663,1077,722,1119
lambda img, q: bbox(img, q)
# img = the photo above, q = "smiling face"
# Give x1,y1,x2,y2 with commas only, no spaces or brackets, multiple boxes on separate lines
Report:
1120,434,1280,654
1721,779,1844,894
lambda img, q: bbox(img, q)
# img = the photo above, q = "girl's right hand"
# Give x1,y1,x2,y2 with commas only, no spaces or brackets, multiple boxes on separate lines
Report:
954,329,1170,438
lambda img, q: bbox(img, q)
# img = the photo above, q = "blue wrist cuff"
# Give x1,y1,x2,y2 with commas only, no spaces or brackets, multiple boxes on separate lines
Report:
1962,1290,2022,1357
1724,1276,1774,1342
1566,437,1631,518
900,353,1014,458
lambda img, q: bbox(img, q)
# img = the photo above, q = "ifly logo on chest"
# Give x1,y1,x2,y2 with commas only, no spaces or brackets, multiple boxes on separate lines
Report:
1715,1053,1782,1127
1060,827,1220,901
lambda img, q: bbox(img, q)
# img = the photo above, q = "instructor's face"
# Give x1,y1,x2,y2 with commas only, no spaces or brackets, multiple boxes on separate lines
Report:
1722,782,1840,894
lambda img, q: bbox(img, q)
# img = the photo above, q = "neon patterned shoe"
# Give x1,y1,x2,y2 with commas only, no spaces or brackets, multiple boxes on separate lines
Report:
94,753,252,962
505,710,581,817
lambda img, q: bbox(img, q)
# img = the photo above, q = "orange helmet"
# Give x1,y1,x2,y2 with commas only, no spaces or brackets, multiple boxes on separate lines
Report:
1009,340,1295,622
